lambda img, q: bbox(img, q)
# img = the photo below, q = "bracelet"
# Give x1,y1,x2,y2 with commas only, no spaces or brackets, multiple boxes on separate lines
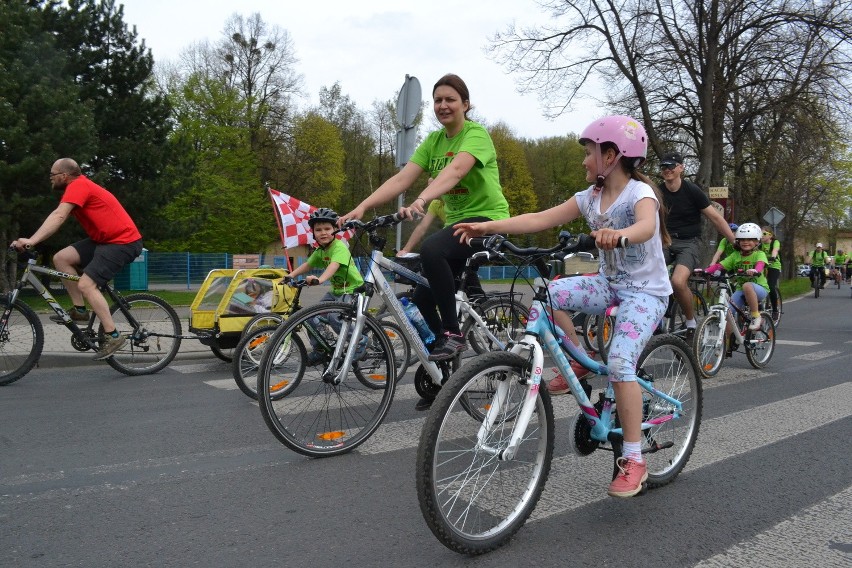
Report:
414,197,426,207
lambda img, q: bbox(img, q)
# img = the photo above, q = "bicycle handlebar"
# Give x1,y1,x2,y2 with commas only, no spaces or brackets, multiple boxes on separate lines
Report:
341,212,406,233
479,232,627,257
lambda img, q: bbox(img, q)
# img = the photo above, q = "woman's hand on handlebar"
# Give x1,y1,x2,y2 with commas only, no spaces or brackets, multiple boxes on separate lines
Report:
10,238,34,252
591,228,625,250
339,205,366,227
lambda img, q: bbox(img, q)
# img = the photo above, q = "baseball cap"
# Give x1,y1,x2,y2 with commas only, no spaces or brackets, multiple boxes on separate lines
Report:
816,242,824,248
660,152,684,167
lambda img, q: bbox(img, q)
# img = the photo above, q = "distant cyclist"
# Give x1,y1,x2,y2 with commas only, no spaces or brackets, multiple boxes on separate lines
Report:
760,226,782,320
806,243,829,290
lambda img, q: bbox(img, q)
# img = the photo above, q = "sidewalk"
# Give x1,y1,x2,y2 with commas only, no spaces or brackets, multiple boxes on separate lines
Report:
33,281,535,370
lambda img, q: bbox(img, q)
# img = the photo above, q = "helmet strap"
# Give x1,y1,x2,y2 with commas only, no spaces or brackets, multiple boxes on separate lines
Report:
593,145,624,192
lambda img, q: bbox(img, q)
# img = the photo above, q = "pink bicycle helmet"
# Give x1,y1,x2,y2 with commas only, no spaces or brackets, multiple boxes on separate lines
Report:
579,115,648,191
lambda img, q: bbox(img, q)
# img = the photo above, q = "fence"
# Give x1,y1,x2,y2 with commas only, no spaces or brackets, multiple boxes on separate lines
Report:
143,252,541,290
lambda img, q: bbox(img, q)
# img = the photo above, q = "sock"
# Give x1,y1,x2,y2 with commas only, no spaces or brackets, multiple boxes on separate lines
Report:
109,330,120,338
685,318,697,329
622,441,643,463
751,311,760,319
74,305,86,313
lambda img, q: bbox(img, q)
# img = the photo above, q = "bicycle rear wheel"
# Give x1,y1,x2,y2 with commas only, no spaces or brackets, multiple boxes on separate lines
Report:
257,302,395,457
771,289,782,327
636,335,702,487
104,293,182,375
232,324,299,400
745,311,775,369
0,297,44,386
464,297,529,354
377,320,410,380
417,351,554,555
693,311,725,378
595,314,616,364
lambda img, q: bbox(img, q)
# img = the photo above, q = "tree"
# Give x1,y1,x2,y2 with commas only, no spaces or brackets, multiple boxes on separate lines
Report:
0,1,97,289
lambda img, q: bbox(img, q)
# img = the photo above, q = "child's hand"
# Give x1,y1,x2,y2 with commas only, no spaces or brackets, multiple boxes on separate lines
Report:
306,275,320,286
745,268,757,277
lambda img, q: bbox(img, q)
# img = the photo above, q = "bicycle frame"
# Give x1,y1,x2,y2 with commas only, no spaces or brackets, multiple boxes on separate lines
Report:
482,277,684,461
705,276,762,348
3,259,98,348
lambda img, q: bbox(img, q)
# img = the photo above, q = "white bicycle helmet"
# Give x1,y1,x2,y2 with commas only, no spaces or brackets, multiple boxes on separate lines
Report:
735,223,762,240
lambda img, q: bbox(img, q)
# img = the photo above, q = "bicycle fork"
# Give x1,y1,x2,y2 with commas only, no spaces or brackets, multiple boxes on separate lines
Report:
322,296,369,385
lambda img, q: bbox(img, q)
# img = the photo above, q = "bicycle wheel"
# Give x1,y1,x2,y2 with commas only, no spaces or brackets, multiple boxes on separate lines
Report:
103,293,182,376
693,311,725,378
210,344,234,363
243,312,285,335
232,325,301,400
417,351,554,555
582,313,600,352
257,302,395,457
745,311,775,369
666,290,707,334
0,297,44,386
377,321,410,380
636,334,702,487
464,297,529,354
771,289,782,327
595,314,616,364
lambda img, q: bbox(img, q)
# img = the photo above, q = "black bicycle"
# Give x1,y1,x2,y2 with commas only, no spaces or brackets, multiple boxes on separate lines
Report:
1,250,182,385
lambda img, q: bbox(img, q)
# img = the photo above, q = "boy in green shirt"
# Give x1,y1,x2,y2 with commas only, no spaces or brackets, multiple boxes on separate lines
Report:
286,208,366,364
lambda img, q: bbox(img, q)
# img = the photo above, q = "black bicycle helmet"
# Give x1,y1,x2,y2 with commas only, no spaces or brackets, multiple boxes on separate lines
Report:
308,207,339,228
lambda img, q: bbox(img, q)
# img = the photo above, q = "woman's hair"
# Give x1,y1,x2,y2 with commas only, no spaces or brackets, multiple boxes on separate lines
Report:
433,74,471,118
600,142,671,247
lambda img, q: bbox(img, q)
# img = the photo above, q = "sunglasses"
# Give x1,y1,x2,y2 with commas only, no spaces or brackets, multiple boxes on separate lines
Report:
762,232,772,236
660,163,678,170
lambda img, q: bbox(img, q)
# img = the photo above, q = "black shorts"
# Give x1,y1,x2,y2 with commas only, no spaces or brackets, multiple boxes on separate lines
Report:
71,238,144,287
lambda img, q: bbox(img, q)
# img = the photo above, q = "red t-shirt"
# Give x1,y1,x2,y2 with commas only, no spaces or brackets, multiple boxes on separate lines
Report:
61,176,142,244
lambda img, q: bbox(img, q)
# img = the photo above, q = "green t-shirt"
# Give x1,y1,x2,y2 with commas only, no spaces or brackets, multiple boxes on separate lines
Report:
759,239,781,270
808,250,829,267
410,120,510,226
834,253,848,266
716,238,736,258
427,199,446,223
307,239,364,296
720,249,769,290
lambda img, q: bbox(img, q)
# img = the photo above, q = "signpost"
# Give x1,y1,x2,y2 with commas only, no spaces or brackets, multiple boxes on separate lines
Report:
708,186,734,222
394,75,421,249
762,207,785,236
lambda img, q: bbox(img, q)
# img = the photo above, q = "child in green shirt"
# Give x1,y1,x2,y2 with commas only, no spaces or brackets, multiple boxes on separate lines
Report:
704,222,769,332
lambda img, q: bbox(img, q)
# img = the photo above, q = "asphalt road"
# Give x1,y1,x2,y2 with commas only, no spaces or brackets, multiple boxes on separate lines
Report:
1,283,850,567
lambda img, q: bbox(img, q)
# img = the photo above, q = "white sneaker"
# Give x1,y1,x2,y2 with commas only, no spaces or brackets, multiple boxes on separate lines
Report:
748,316,762,331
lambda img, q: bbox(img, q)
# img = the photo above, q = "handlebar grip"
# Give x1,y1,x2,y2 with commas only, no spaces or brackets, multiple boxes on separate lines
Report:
466,236,489,251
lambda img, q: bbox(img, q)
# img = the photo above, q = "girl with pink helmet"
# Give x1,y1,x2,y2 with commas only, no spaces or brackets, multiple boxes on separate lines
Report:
455,115,672,498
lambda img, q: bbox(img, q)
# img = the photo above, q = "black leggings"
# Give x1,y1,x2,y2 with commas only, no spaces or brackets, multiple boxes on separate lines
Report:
412,217,491,336
767,267,780,310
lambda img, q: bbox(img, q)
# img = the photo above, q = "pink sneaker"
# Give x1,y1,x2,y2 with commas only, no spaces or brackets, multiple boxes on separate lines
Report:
547,361,593,395
607,457,648,498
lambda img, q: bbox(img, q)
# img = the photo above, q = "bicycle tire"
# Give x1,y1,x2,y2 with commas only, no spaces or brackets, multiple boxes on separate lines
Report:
232,324,302,400
745,311,775,369
210,344,234,363
636,334,702,488
771,289,782,327
595,314,616,364
693,311,725,378
416,351,554,555
243,312,285,335
103,293,182,376
581,313,600,352
257,302,395,457
0,297,44,386
376,320,410,380
463,297,529,354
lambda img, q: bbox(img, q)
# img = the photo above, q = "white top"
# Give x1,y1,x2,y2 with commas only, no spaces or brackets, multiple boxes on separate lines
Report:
574,179,673,297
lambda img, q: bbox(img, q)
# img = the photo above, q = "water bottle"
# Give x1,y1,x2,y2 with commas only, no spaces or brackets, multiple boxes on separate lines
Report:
400,297,435,345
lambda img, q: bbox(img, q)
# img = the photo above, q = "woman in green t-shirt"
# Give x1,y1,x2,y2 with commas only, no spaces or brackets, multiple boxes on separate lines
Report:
760,226,782,318
340,74,510,362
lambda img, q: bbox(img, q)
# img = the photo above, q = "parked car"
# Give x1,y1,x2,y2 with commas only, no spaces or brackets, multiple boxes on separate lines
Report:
797,264,811,277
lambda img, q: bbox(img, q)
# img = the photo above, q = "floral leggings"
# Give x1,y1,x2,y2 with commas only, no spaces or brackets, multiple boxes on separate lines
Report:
548,274,667,382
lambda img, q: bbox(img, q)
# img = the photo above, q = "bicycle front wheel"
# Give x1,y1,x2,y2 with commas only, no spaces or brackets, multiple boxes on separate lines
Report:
104,293,182,375
693,311,725,378
232,324,296,400
745,311,775,369
464,297,529,354
257,302,395,457
417,351,554,555
0,297,44,386
636,335,702,487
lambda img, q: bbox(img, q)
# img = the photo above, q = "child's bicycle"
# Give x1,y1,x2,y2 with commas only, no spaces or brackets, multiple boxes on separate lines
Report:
254,213,528,457
691,269,776,378
230,279,410,400
415,233,702,554
1,249,182,385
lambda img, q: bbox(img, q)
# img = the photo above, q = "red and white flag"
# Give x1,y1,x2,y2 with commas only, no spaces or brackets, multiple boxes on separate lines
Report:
268,188,354,251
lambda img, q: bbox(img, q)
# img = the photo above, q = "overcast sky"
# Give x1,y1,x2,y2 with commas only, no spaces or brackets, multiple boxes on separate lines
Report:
118,0,601,140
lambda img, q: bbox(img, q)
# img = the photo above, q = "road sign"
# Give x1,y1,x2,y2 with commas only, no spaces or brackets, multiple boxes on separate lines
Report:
708,187,729,199
395,75,421,169
763,207,785,226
